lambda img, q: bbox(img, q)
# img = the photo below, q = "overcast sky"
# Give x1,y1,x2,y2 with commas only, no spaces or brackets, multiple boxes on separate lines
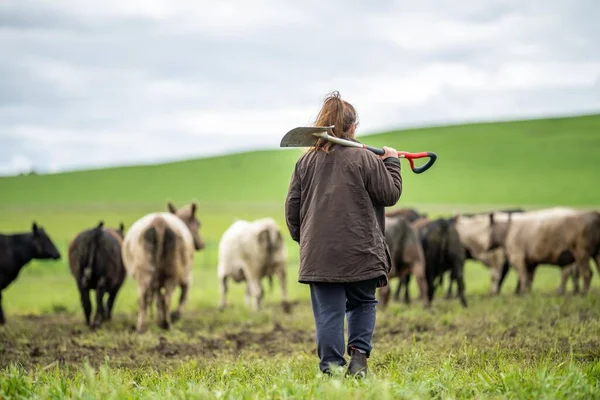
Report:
1,0,599,175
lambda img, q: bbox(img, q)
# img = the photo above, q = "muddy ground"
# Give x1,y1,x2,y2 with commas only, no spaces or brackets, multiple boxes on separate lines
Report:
2,294,600,372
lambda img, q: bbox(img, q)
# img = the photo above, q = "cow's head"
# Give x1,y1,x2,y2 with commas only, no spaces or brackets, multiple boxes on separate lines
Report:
31,222,61,260
258,220,283,258
168,202,205,251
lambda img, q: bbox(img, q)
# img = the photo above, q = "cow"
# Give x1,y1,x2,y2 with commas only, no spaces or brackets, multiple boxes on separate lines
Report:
378,216,428,309
217,217,290,313
488,209,600,295
68,221,126,328
414,218,467,307
452,208,526,296
0,223,61,325
385,208,427,223
122,202,205,333
456,207,579,294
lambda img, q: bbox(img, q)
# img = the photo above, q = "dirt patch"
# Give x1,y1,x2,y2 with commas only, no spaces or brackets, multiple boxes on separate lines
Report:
0,311,316,370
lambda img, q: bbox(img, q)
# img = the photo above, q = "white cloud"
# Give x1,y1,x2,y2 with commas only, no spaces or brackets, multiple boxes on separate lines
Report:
0,0,598,175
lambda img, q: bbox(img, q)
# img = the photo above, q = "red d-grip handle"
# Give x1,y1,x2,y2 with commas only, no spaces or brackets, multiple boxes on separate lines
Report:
362,146,437,174
398,151,437,174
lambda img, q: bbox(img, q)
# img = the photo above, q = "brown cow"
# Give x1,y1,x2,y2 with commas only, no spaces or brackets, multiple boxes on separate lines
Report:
385,208,427,223
122,202,205,333
378,216,428,309
68,221,126,328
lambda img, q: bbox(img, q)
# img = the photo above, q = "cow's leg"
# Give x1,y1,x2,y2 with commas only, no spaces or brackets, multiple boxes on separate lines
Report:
576,254,592,295
157,280,177,330
247,278,263,311
171,281,189,322
511,256,529,295
413,262,429,309
426,271,436,305
490,261,509,296
79,287,92,327
393,277,402,302
557,264,572,295
106,285,121,321
156,284,168,330
445,271,455,299
556,264,579,296
514,278,521,295
276,266,290,314
0,291,5,325
570,264,580,295
106,291,116,321
378,282,391,310
498,261,510,290
525,264,537,292
92,278,107,329
244,284,251,307
135,275,153,333
454,263,468,308
403,274,411,304
218,275,228,311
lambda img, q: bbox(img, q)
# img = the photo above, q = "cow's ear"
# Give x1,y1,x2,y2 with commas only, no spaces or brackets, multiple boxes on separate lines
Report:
191,202,197,216
489,213,495,225
119,222,125,232
167,202,177,214
32,222,39,235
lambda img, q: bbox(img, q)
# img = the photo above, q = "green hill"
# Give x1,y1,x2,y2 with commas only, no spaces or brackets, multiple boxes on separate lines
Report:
1,113,599,256
1,113,599,210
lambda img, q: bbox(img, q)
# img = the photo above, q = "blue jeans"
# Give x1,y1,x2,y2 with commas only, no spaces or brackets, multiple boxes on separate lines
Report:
309,278,379,372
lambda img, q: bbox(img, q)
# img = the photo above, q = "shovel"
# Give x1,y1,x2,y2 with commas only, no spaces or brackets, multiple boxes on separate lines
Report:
280,126,437,174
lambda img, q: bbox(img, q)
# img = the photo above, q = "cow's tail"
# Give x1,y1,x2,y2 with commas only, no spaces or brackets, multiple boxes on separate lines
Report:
80,221,104,288
143,217,177,295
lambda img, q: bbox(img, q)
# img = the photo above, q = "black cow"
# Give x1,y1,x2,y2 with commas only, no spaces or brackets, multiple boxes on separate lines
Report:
0,222,61,324
68,221,126,328
415,218,467,308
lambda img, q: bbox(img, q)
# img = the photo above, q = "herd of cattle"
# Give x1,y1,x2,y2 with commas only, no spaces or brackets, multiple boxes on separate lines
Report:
0,202,288,332
0,202,599,331
381,206,600,310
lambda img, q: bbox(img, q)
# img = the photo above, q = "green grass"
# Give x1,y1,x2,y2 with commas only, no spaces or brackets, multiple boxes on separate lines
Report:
1,114,600,399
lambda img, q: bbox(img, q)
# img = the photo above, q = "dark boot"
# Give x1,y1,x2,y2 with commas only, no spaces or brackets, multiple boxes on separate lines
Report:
346,347,368,378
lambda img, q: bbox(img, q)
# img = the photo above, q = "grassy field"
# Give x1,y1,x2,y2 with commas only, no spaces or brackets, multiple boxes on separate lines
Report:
1,114,600,399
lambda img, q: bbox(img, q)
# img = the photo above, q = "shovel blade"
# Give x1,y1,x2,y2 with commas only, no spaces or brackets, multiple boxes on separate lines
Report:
280,126,333,147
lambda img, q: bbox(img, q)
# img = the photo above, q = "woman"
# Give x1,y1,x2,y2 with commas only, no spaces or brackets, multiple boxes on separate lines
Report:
284,91,402,377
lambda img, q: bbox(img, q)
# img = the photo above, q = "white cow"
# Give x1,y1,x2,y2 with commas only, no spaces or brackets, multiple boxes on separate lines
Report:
217,218,289,313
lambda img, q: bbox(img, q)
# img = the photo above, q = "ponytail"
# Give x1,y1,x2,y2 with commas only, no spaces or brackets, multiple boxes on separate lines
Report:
311,91,358,152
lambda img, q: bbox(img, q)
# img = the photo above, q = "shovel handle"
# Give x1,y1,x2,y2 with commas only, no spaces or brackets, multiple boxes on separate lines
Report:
362,145,437,174
398,151,437,174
